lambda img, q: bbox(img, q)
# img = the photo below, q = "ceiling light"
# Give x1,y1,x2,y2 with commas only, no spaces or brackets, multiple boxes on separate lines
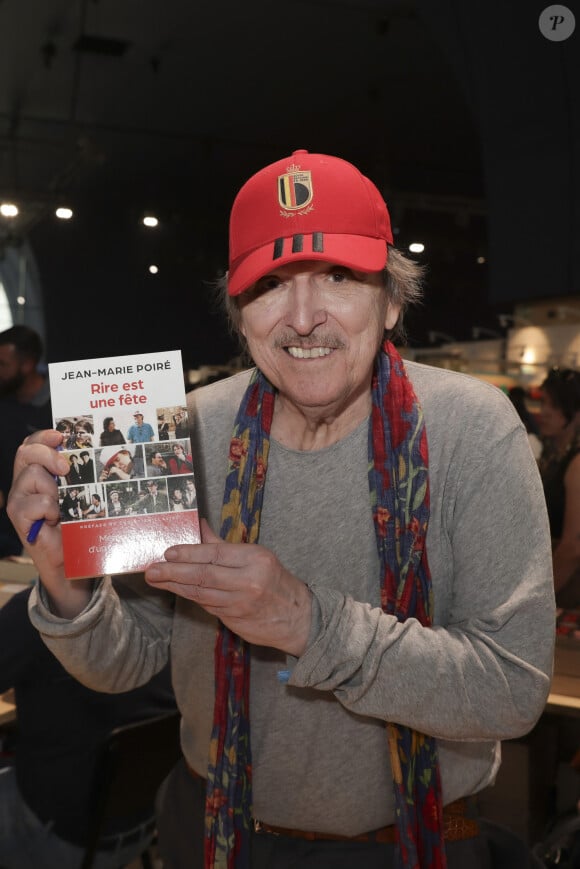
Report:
521,347,536,365
143,216,159,228
0,203,18,218
476,256,486,264
56,207,73,220
409,242,425,253
149,265,159,274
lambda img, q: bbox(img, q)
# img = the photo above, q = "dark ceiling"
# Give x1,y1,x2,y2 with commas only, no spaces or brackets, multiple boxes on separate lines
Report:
0,0,578,369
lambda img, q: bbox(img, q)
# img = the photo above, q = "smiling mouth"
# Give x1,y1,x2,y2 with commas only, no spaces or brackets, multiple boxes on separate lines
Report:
286,346,334,359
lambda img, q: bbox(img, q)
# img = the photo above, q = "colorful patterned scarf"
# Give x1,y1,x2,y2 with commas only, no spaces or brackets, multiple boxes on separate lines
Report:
205,339,445,869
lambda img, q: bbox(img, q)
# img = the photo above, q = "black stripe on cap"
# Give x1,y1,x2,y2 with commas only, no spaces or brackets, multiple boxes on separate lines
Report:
312,232,324,253
292,234,304,253
273,238,284,259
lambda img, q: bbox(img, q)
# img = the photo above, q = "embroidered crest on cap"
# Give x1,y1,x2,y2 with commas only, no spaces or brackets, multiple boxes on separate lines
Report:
278,165,313,215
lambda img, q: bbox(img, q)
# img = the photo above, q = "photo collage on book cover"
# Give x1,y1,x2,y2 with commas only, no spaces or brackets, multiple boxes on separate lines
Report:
54,405,197,522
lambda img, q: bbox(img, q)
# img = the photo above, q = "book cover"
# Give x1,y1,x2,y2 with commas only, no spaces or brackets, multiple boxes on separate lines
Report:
48,349,200,579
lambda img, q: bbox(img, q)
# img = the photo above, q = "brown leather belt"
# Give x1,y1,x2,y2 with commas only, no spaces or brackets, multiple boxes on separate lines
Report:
186,763,479,844
253,799,479,844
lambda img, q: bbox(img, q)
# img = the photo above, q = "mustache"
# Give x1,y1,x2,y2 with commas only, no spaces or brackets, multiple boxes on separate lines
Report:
273,331,346,350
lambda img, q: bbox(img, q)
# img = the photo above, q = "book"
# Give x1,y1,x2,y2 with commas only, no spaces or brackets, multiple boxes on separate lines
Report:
48,349,200,579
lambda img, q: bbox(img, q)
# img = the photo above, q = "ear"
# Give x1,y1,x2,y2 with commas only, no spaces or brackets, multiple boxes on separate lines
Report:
238,302,248,339
384,301,401,331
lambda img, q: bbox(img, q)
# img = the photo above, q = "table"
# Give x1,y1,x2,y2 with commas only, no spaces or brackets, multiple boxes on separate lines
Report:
0,557,38,584
548,643,580,716
0,696,16,725
546,673,580,718
0,557,37,609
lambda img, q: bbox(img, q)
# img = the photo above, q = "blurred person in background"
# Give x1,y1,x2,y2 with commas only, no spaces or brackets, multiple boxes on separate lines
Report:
538,368,580,608
0,584,177,869
508,386,543,462
0,325,52,557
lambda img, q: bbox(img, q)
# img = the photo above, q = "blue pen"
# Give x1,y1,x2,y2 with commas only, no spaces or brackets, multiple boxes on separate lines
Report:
26,445,64,544
26,517,46,544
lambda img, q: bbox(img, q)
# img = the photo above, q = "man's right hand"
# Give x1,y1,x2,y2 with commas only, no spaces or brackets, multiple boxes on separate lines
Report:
7,429,93,617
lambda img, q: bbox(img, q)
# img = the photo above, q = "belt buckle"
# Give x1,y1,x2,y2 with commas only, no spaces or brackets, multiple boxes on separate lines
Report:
253,819,279,836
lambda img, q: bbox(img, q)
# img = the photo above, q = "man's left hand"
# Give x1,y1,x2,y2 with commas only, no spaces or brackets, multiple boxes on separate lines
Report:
145,518,312,656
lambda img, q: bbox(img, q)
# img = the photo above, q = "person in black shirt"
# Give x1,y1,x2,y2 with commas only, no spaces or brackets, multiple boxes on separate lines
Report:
0,326,52,556
60,487,82,521
78,450,95,483
0,586,178,869
538,368,580,607
99,417,126,447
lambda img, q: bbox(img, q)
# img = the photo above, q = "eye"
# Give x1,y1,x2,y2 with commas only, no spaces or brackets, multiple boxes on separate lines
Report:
327,266,355,283
249,274,283,297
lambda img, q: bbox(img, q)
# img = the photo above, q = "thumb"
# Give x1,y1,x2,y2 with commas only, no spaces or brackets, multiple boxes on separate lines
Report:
200,517,221,544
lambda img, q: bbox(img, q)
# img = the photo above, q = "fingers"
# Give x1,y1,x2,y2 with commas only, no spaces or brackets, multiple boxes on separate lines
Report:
165,518,269,570
8,460,61,520
13,430,69,479
163,538,273,573
8,431,68,549
147,557,246,593
7,481,63,560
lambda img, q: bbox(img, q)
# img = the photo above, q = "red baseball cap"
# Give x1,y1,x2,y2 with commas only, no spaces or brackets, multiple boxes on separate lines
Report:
227,149,394,296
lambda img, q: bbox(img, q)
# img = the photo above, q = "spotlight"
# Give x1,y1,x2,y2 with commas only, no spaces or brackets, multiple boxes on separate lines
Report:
0,203,18,218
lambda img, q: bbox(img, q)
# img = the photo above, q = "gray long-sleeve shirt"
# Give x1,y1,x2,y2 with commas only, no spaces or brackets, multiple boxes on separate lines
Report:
29,361,555,836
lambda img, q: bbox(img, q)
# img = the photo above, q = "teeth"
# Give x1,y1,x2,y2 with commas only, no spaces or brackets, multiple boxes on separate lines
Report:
287,346,333,359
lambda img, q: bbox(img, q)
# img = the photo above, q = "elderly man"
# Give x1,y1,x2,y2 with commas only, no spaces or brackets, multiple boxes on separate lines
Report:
8,150,554,869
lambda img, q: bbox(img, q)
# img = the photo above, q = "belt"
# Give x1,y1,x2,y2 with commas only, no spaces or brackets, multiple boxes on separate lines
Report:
186,763,479,845
253,799,479,844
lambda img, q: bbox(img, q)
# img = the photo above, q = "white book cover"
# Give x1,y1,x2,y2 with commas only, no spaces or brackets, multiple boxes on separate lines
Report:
48,349,200,579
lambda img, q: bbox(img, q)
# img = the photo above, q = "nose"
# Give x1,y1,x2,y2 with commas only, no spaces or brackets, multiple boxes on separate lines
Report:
284,276,327,335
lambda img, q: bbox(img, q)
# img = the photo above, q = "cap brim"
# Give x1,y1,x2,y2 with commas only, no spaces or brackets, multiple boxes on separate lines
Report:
228,233,388,297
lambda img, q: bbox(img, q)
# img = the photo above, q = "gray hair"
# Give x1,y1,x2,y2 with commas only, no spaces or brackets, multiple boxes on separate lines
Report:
214,245,424,352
